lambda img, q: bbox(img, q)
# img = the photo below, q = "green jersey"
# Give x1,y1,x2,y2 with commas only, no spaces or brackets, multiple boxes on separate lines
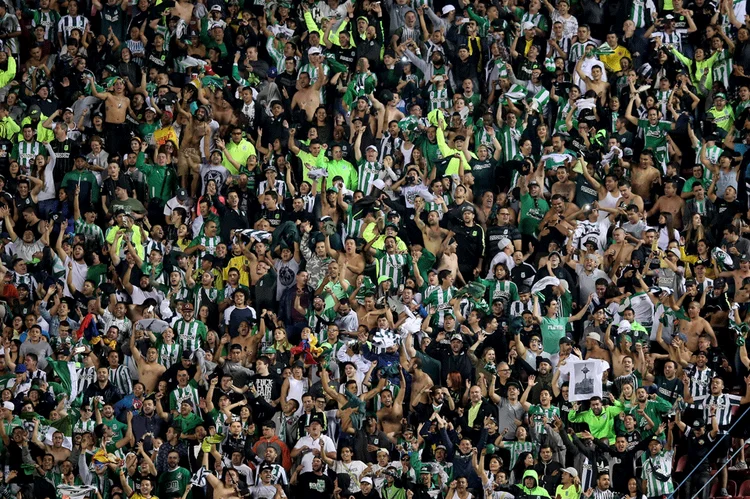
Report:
519,193,549,236
540,316,569,354
528,404,560,435
169,380,200,413
423,286,456,327
173,318,207,352
637,119,672,150
429,88,452,112
374,250,410,286
158,466,192,499
357,159,384,195
641,450,675,496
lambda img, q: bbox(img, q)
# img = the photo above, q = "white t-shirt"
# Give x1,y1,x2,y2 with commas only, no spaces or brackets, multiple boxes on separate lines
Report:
293,434,336,473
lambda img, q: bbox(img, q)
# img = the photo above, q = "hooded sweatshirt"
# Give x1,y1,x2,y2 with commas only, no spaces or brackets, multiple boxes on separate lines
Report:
498,469,552,498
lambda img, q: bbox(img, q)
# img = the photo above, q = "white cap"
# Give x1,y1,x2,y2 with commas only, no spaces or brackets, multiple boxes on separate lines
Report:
308,46,322,55
2,402,13,411
366,145,378,153
522,21,535,31
361,477,374,484
442,5,456,14
210,5,221,11
372,179,386,190
586,332,602,343
561,467,578,478
498,237,512,250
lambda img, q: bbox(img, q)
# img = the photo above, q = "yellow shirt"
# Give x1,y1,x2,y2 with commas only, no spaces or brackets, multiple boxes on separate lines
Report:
599,45,632,73
556,484,581,499
223,255,251,287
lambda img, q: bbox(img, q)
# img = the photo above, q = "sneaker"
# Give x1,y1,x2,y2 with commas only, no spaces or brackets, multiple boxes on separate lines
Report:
736,461,748,470
719,488,729,497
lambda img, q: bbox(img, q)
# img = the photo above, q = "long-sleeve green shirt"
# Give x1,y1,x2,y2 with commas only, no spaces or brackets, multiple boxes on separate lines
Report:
670,47,719,95
135,151,178,205
568,400,623,442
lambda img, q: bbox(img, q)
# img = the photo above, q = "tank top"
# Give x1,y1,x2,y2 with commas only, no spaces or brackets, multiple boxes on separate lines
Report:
598,191,621,221
287,377,309,416
716,169,738,199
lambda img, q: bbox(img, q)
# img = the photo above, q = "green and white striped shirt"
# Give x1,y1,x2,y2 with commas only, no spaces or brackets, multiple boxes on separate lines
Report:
15,140,41,174
345,205,364,238
158,341,181,369
423,286,455,327
73,417,96,435
189,235,221,266
641,450,675,496
569,41,595,66
712,48,732,90
170,382,201,413
429,88,451,112
357,159,384,195
629,0,651,29
375,250,410,286
174,318,207,353
74,218,105,247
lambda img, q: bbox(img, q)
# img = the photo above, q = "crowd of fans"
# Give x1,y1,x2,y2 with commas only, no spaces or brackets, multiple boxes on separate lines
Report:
3,0,750,497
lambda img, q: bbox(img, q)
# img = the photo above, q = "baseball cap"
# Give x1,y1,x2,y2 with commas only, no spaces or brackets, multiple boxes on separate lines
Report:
450,334,464,342
561,467,578,478
522,21,535,30
366,145,378,153
210,5,221,11
2,402,13,411
361,476,374,484
308,46,322,55
442,5,455,14
498,237,512,250
586,331,602,343
176,188,188,201
14,365,26,374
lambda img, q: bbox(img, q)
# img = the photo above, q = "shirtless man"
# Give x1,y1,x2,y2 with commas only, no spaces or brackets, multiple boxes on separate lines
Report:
327,237,365,284
605,322,636,378
627,152,661,206
31,422,71,464
719,245,750,292
207,88,236,127
404,339,434,407
129,328,166,393
437,237,460,281
646,180,685,229
174,96,209,196
575,53,610,104
320,368,383,434
376,369,406,437
379,91,405,131
354,294,382,330
168,0,194,23
605,227,634,274
291,63,327,122
89,75,130,155
584,330,611,364
677,301,718,352
415,207,450,258
538,194,579,241
551,167,576,202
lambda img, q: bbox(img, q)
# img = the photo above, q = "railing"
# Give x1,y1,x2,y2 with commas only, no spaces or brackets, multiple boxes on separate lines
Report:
668,406,750,499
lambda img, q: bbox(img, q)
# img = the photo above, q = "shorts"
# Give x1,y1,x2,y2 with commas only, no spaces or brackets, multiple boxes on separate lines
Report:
177,147,201,176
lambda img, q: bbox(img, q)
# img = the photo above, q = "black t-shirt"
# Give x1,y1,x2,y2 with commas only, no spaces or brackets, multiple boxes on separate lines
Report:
714,197,743,227
260,207,283,228
250,373,282,404
296,472,334,499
